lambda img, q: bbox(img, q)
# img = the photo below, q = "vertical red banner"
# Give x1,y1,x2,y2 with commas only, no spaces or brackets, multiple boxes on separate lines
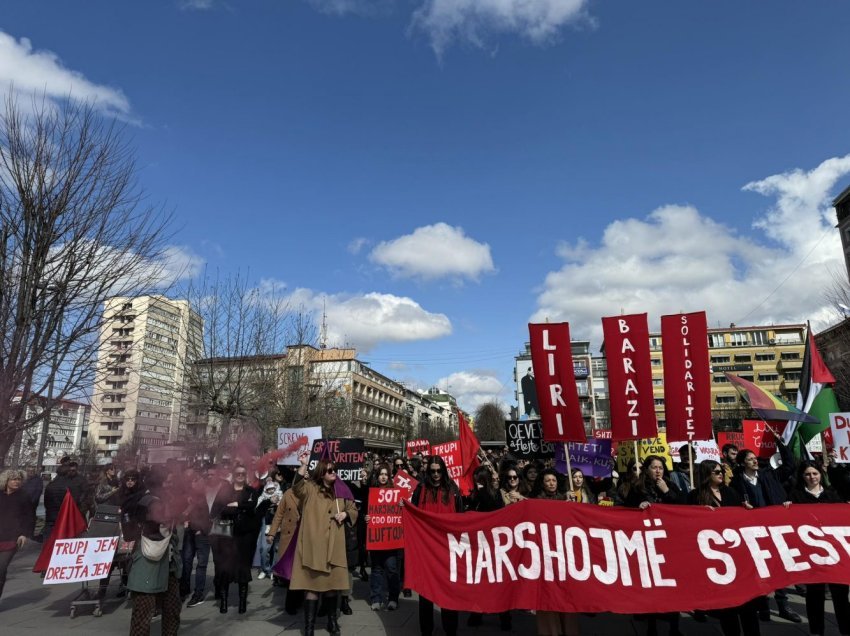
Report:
528,323,585,442
661,311,712,441
602,313,658,441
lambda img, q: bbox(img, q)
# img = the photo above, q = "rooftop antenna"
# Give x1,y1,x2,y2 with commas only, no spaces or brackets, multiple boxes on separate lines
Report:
320,298,328,350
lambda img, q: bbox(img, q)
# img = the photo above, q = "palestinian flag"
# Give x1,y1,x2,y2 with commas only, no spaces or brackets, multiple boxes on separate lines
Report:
780,324,836,457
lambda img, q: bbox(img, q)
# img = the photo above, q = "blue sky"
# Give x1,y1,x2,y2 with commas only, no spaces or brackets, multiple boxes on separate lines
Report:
3,1,850,411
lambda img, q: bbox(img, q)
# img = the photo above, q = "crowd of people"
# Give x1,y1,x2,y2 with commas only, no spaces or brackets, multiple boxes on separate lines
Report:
0,440,849,636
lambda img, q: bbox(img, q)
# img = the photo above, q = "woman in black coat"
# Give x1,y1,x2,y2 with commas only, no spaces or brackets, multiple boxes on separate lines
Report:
789,461,850,636
213,465,264,614
688,460,758,636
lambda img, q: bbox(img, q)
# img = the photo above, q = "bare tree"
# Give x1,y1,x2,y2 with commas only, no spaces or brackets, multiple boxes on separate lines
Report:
0,96,172,466
473,401,507,442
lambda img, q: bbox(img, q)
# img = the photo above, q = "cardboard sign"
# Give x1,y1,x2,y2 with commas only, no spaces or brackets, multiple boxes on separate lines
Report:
555,439,613,477
308,438,366,482
393,469,419,500
504,419,555,459
742,419,777,459
277,426,323,465
668,439,721,464
367,488,404,550
830,412,850,463
406,439,430,458
44,537,119,585
615,433,672,472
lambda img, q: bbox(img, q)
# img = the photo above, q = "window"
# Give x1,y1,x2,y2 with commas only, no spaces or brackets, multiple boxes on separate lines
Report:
751,331,769,346
734,354,752,362
713,375,729,383
709,333,725,348
758,373,779,382
730,332,748,347
649,337,662,350
652,378,663,386
711,355,730,364
738,374,754,382
716,395,737,404
755,353,775,362
654,398,665,406
784,371,802,381
781,352,801,360
650,359,662,367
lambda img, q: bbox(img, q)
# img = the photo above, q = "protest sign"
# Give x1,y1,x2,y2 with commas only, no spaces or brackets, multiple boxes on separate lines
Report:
431,439,474,494
829,412,850,463
592,428,612,440
555,440,613,477
277,426,322,465
742,420,777,459
661,311,712,441
716,431,745,452
668,439,721,464
406,439,430,458
403,500,850,615
504,420,555,459
393,469,419,500
615,433,671,472
367,488,404,550
308,438,366,481
44,536,119,585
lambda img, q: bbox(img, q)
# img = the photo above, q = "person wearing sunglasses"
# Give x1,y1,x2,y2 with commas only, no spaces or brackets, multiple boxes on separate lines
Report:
211,464,264,614
687,460,757,635
410,456,464,636
290,451,358,636
499,465,526,506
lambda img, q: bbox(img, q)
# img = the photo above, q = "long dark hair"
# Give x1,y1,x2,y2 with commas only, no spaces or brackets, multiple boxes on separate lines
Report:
499,463,520,492
792,460,826,493
697,460,721,507
370,462,392,488
422,455,455,505
637,455,670,494
469,465,500,509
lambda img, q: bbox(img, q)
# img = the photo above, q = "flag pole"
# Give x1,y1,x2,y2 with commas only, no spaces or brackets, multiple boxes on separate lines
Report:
564,442,574,493
687,441,694,490
633,439,640,468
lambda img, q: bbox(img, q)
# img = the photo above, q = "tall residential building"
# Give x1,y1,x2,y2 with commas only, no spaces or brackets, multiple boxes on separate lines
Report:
647,323,806,430
834,184,850,283
88,296,203,460
5,395,90,469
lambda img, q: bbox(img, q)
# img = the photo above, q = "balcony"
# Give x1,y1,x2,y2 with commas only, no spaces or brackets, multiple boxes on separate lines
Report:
352,391,404,415
781,378,800,391
778,358,803,373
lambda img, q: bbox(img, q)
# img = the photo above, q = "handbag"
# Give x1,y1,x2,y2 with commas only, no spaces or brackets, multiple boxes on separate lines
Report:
140,527,171,561
209,517,233,538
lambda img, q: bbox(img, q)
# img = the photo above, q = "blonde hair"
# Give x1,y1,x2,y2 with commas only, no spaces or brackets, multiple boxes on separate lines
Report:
0,469,25,492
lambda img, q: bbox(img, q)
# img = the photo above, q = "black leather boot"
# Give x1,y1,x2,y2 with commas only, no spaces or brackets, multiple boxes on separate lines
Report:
304,598,319,636
238,582,248,614
326,594,341,636
340,595,353,615
219,583,229,613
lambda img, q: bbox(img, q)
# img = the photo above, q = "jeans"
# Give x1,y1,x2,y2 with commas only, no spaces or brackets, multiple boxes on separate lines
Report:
0,548,17,599
253,520,276,575
369,551,400,605
180,531,210,598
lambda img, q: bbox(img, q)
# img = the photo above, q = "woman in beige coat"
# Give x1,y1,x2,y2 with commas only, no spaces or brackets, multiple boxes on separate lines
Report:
291,450,358,636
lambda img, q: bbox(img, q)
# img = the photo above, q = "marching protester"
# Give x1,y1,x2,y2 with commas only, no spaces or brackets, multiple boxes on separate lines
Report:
0,470,33,603
614,458,641,506
624,455,684,636
464,465,510,631
668,445,694,493
410,455,464,636
255,477,282,580
499,464,526,506
518,462,541,498
94,464,121,507
688,460,759,636
266,481,302,614
729,446,801,623
537,468,567,501
568,468,596,504
126,470,182,636
181,470,213,607
789,461,850,636
365,463,400,611
720,443,738,485
290,451,358,636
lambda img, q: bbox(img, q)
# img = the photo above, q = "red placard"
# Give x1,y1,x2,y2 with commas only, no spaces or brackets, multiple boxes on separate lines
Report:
393,469,419,500
661,311,712,441
431,440,474,494
402,500,850,615
527,323,585,442
367,488,404,550
743,419,778,459
406,439,430,458
602,313,658,440
716,431,745,451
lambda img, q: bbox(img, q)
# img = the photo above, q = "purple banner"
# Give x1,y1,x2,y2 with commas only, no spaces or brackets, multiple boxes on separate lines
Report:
555,439,613,477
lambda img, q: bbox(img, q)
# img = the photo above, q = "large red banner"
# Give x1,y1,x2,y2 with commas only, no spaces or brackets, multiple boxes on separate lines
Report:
602,314,658,440
403,500,850,614
528,323,585,442
661,311,712,441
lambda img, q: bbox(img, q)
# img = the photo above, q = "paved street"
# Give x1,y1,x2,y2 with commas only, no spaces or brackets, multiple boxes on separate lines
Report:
0,543,840,635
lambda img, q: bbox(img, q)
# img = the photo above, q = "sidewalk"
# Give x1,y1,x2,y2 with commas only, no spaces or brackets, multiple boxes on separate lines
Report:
0,544,828,635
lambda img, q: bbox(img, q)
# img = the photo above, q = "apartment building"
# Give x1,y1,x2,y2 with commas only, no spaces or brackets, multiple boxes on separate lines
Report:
6,395,90,468
88,296,203,460
648,323,806,429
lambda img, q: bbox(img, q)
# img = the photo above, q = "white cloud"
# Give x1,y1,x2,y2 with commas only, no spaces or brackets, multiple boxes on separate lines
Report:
0,31,131,118
436,369,506,412
369,222,495,281
306,0,392,17
410,0,590,58
347,237,369,255
285,287,452,351
532,155,850,344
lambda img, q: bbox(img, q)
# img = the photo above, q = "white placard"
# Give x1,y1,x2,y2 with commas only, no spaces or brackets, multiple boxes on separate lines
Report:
44,537,119,585
276,426,323,465
668,439,721,464
829,412,850,463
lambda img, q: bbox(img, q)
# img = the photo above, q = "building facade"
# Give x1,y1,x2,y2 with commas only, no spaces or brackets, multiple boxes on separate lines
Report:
6,395,90,469
88,296,203,461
